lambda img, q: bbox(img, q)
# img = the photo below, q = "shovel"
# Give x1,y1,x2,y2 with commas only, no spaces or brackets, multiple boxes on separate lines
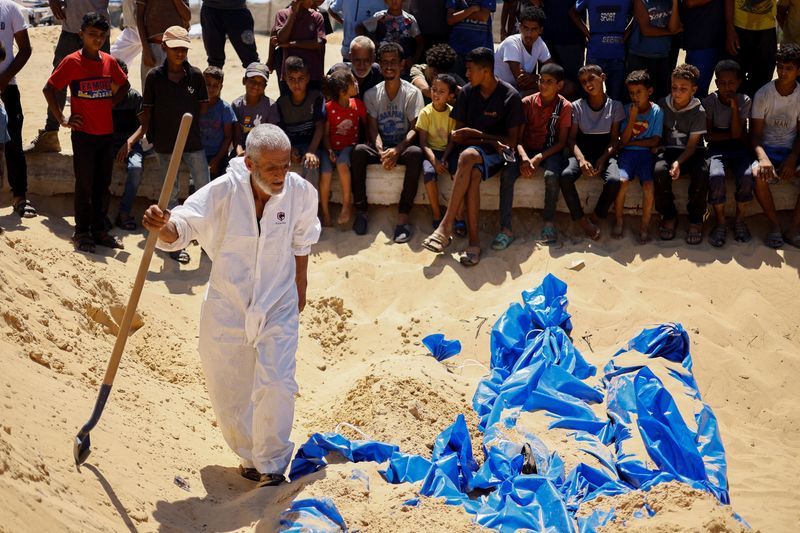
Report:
74,113,193,466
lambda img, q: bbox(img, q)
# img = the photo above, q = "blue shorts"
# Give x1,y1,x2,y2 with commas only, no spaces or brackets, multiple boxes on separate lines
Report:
467,145,505,181
422,149,459,183
618,149,654,183
320,145,354,173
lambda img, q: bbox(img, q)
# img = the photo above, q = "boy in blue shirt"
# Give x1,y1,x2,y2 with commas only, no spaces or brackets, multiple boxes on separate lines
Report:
627,0,682,100
445,0,495,77
200,66,237,179
615,70,663,243
573,0,632,101
703,60,753,247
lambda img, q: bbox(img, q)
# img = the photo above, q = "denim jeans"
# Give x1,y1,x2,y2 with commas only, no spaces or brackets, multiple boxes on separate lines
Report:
707,149,754,205
587,56,626,102
499,152,565,229
156,150,211,209
118,143,145,214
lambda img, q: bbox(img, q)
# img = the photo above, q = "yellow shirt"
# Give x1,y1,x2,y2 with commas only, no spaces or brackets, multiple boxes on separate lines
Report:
416,103,455,152
734,0,777,31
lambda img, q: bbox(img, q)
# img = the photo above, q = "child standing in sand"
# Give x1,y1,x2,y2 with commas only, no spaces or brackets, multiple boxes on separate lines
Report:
43,12,129,254
615,70,663,244
320,69,366,227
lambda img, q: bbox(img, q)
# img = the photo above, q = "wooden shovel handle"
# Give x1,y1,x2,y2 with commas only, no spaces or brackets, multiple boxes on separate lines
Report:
102,113,193,386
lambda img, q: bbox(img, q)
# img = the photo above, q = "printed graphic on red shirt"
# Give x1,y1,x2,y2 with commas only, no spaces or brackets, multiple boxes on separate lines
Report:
74,77,113,100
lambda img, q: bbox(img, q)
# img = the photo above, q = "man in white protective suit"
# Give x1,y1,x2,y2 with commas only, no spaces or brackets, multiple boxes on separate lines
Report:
141,123,321,487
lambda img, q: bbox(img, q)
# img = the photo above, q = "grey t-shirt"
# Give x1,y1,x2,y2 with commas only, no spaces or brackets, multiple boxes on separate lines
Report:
232,95,281,145
702,92,751,151
63,0,110,33
364,79,424,147
659,96,707,150
571,97,625,134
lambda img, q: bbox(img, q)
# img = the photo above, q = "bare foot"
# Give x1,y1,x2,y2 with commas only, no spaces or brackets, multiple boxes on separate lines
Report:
612,221,624,239
337,204,353,225
579,217,601,240
638,227,651,244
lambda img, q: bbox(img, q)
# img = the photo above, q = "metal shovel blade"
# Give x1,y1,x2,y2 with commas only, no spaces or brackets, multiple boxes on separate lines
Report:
73,384,111,465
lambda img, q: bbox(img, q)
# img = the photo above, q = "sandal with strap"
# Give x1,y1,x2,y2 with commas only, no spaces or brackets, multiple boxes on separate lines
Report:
708,224,727,248
14,199,37,218
491,232,514,251
393,223,413,244
257,473,285,487
685,224,703,245
766,231,784,249
458,247,481,267
421,230,452,253
72,232,95,253
659,220,676,241
115,213,137,231
239,465,261,482
93,231,124,249
170,249,191,263
733,220,751,243
539,225,557,245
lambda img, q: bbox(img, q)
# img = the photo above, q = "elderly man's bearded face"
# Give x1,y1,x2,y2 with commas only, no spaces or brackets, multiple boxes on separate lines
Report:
350,45,374,79
245,148,291,196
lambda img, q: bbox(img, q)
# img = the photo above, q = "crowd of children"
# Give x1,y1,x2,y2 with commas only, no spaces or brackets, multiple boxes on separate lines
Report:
8,0,800,266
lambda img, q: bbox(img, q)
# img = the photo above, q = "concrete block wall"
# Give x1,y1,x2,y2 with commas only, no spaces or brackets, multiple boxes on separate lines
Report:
21,152,798,216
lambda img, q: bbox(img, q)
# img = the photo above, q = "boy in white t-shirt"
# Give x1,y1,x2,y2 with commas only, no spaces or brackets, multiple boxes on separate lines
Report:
494,5,551,95
751,43,800,248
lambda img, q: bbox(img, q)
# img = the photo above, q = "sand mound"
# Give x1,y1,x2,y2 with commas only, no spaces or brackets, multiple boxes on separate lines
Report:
302,296,354,363
261,463,482,532
578,481,752,533
303,359,482,459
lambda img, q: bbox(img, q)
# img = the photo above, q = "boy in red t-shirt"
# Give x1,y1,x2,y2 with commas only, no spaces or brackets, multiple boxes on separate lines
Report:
320,69,366,226
44,12,129,253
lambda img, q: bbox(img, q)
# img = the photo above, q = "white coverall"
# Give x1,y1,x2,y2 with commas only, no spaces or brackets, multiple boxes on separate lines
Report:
157,157,321,474
110,0,142,68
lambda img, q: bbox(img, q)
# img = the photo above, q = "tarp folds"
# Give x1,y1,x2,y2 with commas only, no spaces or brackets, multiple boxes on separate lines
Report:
278,498,347,532
422,333,462,361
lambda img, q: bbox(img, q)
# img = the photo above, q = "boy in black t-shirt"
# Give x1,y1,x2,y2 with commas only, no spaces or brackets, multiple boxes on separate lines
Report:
276,56,326,188
421,47,524,267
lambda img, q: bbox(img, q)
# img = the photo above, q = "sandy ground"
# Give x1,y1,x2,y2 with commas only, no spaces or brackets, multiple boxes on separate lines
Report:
0,25,799,533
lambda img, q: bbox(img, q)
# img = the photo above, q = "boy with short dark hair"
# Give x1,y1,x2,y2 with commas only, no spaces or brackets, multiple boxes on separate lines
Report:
495,62,571,250
127,25,210,263
614,69,663,243
233,62,280,155
422,46,524,266
559,64,624,244
416,73,458,227
750,43,800,248
276,56,326,188
653,63,709,245
44,12,129,253
358,0,424,64
703,59,754,247
200,66,236,179
494,5,551,94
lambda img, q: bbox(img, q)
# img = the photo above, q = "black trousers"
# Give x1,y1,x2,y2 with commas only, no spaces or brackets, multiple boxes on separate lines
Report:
731,27,778,97
71,131,114,234
201,5,260,68
1,85,27,198
351,143,424,215
45,31,110,132
654,149,709,225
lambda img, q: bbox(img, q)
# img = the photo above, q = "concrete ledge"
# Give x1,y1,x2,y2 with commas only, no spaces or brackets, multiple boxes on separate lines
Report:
22,152,799,215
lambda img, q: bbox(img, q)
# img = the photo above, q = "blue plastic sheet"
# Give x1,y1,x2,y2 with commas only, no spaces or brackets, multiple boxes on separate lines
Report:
422,333,462,361
286,277,737,532
288,433,399,481
278,497,346,532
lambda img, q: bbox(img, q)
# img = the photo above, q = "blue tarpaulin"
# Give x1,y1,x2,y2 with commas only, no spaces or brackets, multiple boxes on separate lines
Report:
278,498,347,532
286,275,737,531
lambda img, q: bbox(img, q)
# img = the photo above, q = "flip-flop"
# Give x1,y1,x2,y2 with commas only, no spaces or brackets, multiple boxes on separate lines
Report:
766,231,784,249
458,247,481,267
491,232,514,251
257,473,285,487
539,225,557,245
733,220,752,243
239,465,261,482
659,221,676,241
421,230,452,253
393,223,413,244
170,249,191,263
13,199,37,218
685,224,703,245
708,224,727,248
